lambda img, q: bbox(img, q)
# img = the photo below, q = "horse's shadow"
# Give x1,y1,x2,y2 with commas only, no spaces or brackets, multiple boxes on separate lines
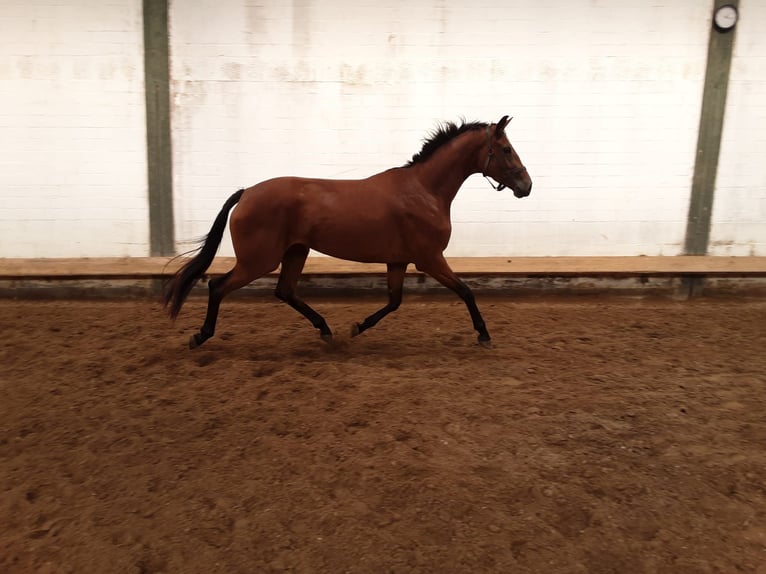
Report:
187,327,501,370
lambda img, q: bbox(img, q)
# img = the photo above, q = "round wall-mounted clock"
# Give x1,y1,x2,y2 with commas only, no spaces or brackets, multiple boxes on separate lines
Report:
713,4,738,32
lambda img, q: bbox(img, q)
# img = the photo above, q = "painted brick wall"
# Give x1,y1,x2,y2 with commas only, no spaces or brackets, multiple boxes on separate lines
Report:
711,0,766,256
170,0,711,257
2,1,762,259
0,0,148,257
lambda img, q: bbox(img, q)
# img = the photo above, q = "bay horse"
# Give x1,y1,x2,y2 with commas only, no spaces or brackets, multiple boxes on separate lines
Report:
164,115,532,349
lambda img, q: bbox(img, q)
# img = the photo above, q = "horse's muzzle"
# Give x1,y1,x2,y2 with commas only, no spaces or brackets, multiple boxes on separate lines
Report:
513,182,532,198
503,165,531,198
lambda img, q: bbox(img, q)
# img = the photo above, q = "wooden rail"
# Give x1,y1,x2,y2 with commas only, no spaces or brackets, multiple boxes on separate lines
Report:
1,256,765,280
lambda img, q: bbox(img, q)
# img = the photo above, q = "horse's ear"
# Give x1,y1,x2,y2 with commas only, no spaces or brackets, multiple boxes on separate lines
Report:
495,115,512,138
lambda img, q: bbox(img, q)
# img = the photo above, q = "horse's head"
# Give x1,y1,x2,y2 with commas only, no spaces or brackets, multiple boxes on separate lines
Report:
482,115,532,198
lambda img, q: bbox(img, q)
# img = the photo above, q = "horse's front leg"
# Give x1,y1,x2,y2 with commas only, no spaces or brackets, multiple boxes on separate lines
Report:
415,255,491,346
351,262,407,337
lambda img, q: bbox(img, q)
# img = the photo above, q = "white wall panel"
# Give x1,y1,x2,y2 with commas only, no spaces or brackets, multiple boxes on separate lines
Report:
0,0,148,257
710,0,766,256
1,1,761,259
170,0,710,257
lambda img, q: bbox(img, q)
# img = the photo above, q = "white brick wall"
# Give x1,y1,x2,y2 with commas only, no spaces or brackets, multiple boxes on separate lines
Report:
171,0,711,257
1,1,762,259
0,0,148,257
711,0,766,256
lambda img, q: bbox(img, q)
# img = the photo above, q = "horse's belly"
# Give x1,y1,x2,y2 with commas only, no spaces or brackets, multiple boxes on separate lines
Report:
310,228,407,264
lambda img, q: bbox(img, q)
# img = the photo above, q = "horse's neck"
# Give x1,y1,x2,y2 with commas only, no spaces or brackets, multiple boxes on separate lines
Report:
413,132,484,207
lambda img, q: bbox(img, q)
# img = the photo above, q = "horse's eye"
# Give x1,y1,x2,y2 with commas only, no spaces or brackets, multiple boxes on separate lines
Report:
503,146,512,155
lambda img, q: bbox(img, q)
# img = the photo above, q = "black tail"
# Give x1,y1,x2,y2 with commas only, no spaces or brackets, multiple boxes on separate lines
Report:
163,189,245,319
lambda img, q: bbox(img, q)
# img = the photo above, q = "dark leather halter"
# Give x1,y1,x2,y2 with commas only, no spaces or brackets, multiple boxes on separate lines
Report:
482,125,527,191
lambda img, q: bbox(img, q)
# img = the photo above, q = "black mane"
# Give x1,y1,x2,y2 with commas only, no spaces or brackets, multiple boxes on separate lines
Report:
404,120,487,167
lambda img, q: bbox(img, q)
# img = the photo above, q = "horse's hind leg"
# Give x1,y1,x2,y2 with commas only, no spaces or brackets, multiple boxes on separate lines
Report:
190,262,264,349
274,244,333,341
351,262,407,337
416,255,491,346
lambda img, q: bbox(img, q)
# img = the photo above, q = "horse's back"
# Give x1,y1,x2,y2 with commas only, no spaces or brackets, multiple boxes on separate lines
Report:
235,170,414,222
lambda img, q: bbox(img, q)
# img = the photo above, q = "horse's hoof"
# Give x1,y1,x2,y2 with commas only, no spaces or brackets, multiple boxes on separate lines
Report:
189,334,202,349
478,337,492,349
350,323,361,337
320,332,333,344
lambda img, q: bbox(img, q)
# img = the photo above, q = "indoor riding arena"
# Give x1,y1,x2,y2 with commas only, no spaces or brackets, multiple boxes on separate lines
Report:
2,2,765,574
